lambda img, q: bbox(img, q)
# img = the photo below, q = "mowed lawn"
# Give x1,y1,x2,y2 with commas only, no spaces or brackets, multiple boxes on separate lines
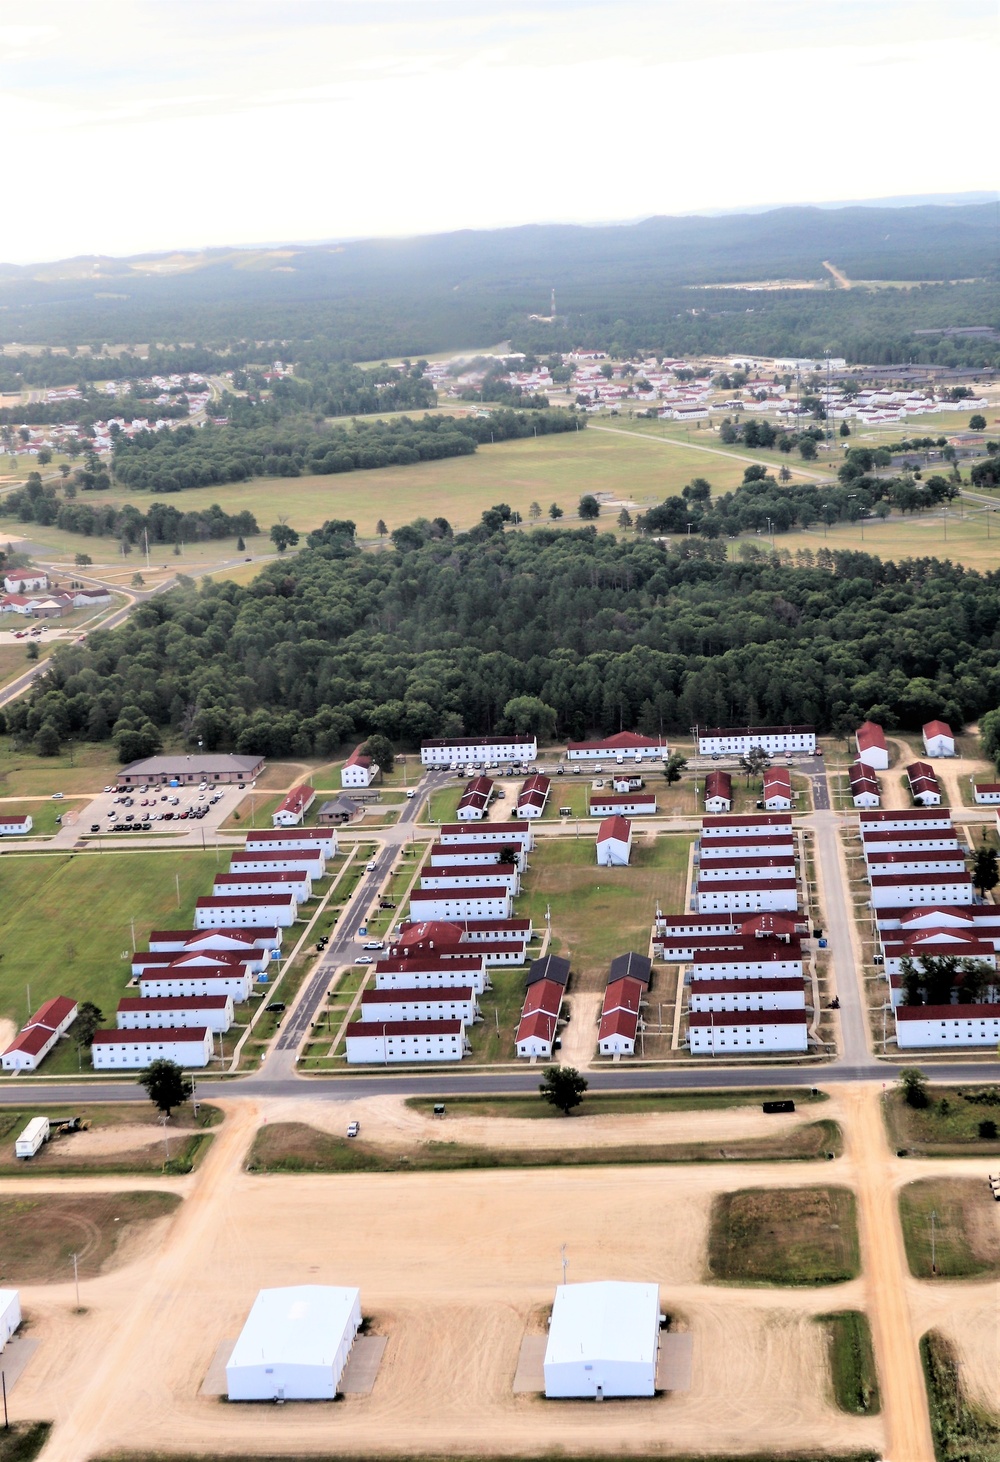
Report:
519,833,690,990
0,850,219,1035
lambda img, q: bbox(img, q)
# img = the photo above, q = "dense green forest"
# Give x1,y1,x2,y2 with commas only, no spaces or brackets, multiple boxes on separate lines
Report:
8,520,999,762
108,408,580,494
0,204,996,368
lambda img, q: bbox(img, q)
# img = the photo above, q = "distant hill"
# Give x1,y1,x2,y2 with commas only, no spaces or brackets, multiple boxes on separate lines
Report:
0,202,996,365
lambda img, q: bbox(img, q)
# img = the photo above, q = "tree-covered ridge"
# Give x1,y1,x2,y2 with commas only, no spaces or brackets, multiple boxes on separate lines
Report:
0,205,995,367
9,526,1000,761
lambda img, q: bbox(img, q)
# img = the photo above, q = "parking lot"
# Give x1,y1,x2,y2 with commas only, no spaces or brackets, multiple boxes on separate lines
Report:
76,778,257,842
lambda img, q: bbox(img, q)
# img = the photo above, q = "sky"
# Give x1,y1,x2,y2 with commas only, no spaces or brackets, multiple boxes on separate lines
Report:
1,0,996,264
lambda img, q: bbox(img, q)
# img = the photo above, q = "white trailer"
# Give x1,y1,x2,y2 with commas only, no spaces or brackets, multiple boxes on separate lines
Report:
0,1290,21,1350
15,1115,50,1159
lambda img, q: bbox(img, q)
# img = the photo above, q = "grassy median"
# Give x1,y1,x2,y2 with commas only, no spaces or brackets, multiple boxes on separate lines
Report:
708,1186,860,1286
817,1311,880,1415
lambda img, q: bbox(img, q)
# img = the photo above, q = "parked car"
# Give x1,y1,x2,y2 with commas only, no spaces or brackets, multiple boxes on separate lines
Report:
346,1121,360,1138
355,955,373,965
90,823,101,833
363,940,384,951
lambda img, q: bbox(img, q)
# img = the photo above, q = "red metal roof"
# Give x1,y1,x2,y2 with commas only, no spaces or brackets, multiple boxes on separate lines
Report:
4,1026,55,1056
859,808,951,823
688,1009,807,1027
26,995,77,1032
598,1007,639,1040
702,814,792,831
896,1003,1000,1021
92,1026,210,1045
690,977,804,993
704,771,732,798
522,978,564,1017
870,871,970,885
856,721,888,750
362,986,474,1005
375,955,483,973
589,793,656,808
346,1019,465,1037
566,731,667,752
117,996,230,1011
602,976,644,1015
275,784,315,816
597,814,631,842
196,894,296,907
922,720,953,738
516,1010,558,1043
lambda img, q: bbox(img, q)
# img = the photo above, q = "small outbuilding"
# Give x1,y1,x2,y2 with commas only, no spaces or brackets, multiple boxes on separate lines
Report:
543,1281,661,1398
226,1285,361,1401
596,814,632,866
922,720,955,758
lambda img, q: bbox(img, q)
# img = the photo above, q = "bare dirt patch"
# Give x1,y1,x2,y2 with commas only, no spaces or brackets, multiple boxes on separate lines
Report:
0,1190,180,1283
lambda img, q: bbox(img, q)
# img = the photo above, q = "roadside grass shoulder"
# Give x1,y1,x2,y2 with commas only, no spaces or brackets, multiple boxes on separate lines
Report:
817,1311,881,1415
404,1089,830,1119
0,1423,51,1462
921,1329,1000,1462
898,1178,1000,1279
0,1103,221,1176
708,1186,860,1286
245,1119,842,1173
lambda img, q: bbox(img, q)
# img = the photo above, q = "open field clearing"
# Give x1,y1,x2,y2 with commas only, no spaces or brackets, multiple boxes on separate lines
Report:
0,1190,180,1283
0,740,123,797
898,1178,1000,1280
0,850,218,1034
0,1105,221,1176
246,1117,842,1172
708,1187,861,1286
12,1110,883,1462
884,1086,1000,1157
518,834,690,988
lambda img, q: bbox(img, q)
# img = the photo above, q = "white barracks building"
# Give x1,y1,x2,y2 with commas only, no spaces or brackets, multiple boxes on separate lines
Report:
420,735,537,767
697,724,816,756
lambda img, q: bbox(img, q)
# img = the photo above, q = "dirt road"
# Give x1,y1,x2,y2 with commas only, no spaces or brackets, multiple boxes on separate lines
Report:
14,1088,1000,1462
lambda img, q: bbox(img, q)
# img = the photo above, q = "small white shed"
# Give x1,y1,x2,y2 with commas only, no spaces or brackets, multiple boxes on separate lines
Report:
0,1290,21,1351
226,1285,361,1401
544,1280,660,1398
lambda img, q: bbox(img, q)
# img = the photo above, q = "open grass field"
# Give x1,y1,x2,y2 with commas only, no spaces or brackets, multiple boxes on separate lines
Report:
0,739,122,797
519,833,690,988
898,1178,1000,1280
708,1186,860,1286
246,1117,843,1173
884,1086,1000,1157
0,849,219,1036
0,1190,180,1283
818,1311,881,1416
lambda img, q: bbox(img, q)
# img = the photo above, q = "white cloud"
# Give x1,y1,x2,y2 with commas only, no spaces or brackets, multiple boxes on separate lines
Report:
0,2,995,261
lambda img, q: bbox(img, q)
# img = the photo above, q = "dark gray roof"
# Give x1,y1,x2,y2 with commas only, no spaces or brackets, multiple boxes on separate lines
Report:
608,952,652,987
120,754,263,775
526,953,570,988
318,797,361,815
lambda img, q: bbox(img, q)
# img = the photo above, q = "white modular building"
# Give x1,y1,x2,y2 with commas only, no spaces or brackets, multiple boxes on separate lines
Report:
408,888,512,921
974,783,1000,805
855,721,889,771
696,879,798,913
589,792,657,817
244,828,338,857
895,1003,1000,1049
345,1018,468,1064
91,1025,213,1069
226,1286,361,1401
213,870,312,901
688,1009,808,1053
689,977,806,1012
565,731,669,763
700,814,792,839
195,894,298,928
420,734,537,767
230,849,326,878
858,809,954,833
0,813,31,836
699,839,796,863
697,725,815,756
138,969,253,1002
543,1282,660,1399
419,864,520,894
691,945,804,980
922,720,956,757
359,985,478,1025
374,954,487,993
341,746,378,788
428,840,525,870
869,872,974,909
865,850,968,876
0,1290,21,1351
596,814,632,866
149,926,282,954
438,821,534,850
116,994,234,1033
862,829,959,855
697,856,796,883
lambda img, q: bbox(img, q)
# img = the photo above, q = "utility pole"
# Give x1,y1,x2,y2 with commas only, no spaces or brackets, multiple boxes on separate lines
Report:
560,1243,568,1285
129,916,136,953
930,1208,937,1276
175,872,181,908
72,1251,80,1310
